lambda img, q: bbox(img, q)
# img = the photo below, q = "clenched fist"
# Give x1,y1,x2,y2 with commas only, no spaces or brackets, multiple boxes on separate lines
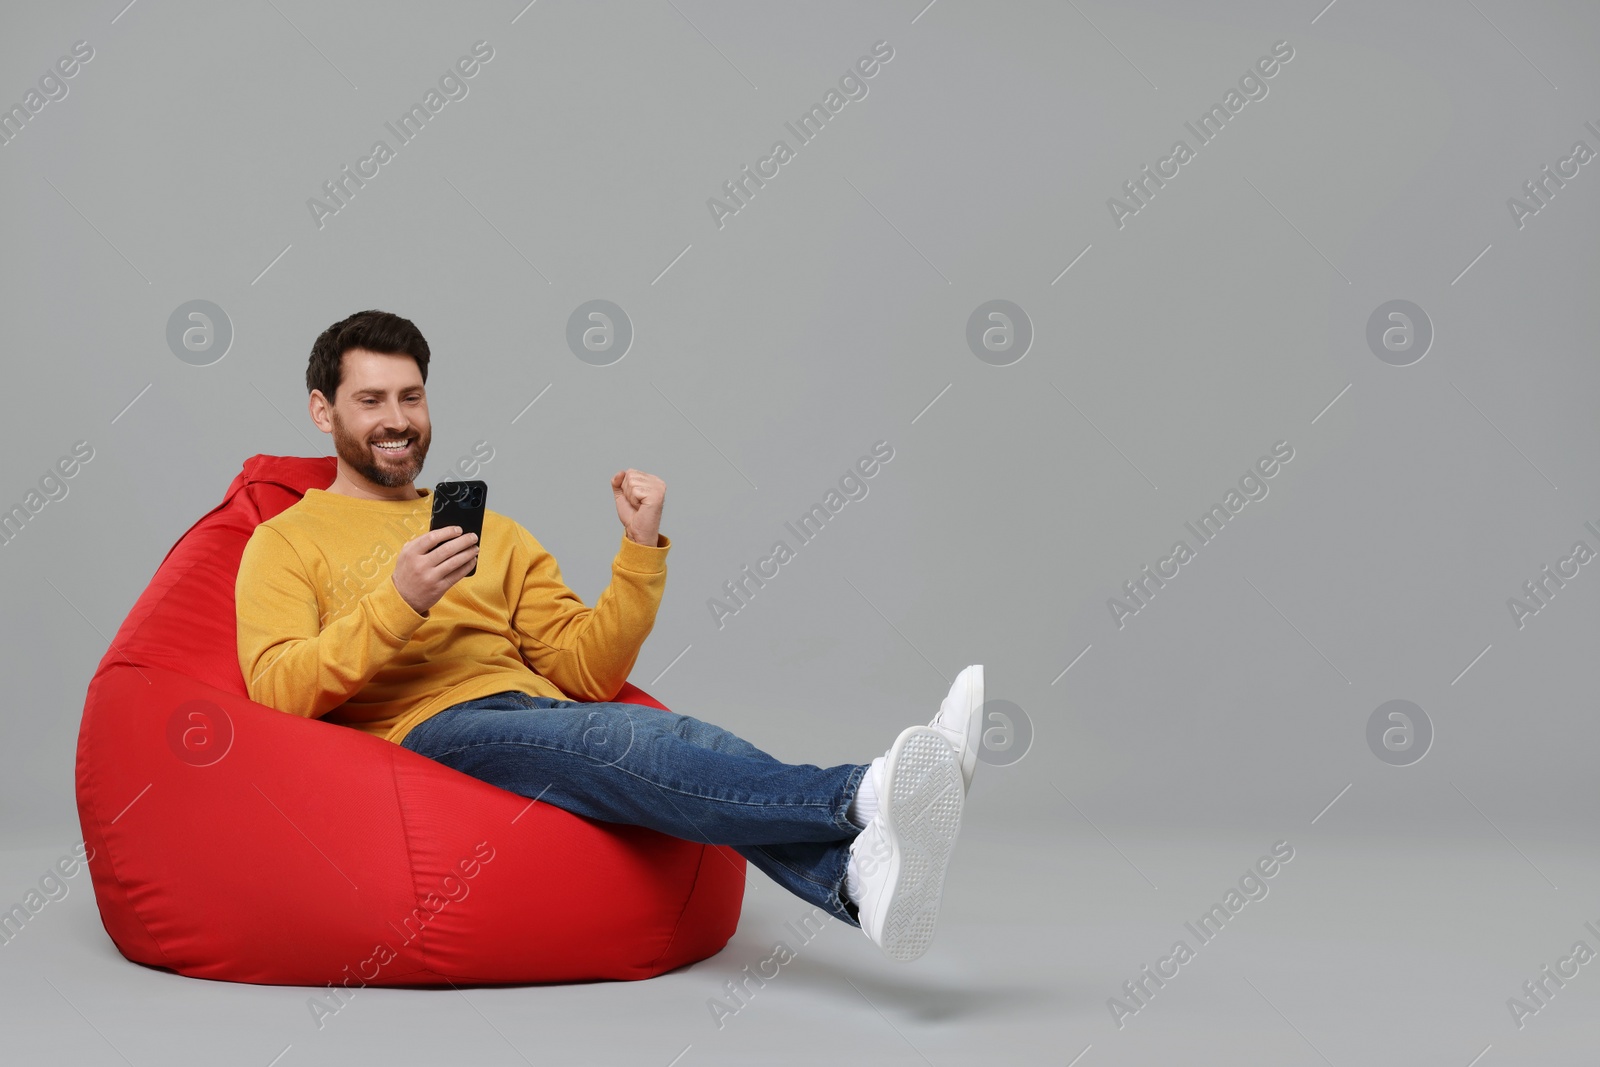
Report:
612,469,664,547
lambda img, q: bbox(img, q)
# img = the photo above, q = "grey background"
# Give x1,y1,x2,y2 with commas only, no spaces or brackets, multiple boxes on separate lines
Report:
4,0,1599,1063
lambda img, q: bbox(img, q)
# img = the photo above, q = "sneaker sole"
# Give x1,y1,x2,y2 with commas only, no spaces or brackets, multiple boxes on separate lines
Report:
875,726,965,962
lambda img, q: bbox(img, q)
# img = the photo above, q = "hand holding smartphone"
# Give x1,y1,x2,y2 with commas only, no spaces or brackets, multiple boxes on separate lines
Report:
388,483,483,617
430,480,487,578
390,481,489,617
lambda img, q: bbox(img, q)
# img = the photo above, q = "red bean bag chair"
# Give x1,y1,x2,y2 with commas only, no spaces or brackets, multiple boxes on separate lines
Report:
74,453,744,987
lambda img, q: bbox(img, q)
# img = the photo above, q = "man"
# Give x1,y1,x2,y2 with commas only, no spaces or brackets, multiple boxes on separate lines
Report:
236,309,984,962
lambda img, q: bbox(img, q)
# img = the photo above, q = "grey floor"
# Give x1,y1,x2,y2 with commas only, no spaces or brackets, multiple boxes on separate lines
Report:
6,802,1598,1065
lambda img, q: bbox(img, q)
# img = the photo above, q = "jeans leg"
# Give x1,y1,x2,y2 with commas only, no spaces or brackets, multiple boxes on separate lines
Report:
618,702,863,925
604,702,864,923
400,692,867,925
735,842,861,927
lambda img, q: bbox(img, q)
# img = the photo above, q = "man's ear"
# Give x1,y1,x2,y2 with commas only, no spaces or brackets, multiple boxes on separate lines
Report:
308,390,331,432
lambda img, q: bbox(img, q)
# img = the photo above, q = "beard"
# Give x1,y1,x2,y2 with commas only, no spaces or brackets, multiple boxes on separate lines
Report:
330,409,431,489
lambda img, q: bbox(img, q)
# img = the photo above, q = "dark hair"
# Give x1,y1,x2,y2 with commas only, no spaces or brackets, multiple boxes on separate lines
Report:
306,309,430,404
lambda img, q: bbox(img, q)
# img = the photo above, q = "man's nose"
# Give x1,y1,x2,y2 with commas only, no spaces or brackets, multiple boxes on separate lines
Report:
379,401,410,430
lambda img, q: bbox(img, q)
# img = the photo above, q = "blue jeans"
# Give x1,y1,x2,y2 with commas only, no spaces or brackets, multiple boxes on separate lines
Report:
398,690,868,927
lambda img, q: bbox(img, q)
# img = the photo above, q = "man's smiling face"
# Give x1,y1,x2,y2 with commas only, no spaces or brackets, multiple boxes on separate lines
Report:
311,347,433,495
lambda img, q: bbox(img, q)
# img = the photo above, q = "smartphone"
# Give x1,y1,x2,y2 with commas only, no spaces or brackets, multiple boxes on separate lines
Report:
430,479,487,578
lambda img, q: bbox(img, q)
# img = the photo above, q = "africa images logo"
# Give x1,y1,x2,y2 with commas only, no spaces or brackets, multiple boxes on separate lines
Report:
306,41,495,230
1107,441,1294,629
1107,40,1295,229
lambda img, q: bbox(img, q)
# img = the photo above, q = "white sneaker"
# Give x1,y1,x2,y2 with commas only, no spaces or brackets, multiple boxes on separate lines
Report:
846,725,965,962
929,665,984,793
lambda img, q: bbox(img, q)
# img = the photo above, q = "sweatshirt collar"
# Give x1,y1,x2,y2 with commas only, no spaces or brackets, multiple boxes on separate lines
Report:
302,486,433,511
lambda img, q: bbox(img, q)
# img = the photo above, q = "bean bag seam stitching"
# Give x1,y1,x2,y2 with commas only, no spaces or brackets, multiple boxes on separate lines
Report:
649,841,710,970
111,549,235,678
386,740,433,976
82,665,180,969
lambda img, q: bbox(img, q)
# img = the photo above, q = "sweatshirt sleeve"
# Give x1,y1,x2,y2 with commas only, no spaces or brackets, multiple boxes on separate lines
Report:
512,525,669,702
236,524,428,720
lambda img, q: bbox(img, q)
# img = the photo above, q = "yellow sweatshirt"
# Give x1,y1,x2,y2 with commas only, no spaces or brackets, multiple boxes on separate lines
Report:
235,486,669,747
